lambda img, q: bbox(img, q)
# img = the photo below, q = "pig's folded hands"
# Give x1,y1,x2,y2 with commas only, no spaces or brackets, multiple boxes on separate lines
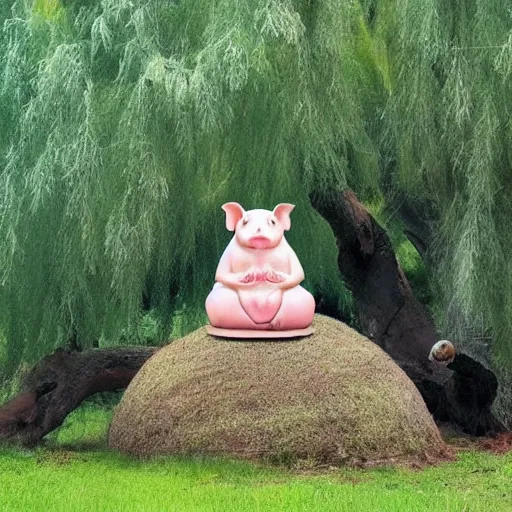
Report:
239,267,286,284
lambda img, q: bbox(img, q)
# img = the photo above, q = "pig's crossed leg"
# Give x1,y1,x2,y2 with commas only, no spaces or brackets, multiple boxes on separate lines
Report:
267,285,315,330
205,283,315,331
206,283,270,329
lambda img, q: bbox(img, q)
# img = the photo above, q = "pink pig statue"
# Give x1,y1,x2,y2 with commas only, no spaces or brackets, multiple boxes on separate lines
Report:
205,202,315,331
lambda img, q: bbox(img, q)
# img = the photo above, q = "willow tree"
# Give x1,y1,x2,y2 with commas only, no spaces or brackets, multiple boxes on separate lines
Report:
1,0,512,426
0,0,380,379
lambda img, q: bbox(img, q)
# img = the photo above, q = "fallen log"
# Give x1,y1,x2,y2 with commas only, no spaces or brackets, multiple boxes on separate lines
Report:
0,346,156,446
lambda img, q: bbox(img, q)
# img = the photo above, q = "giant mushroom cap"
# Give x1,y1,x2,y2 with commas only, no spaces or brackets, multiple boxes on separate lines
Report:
108,314,452,467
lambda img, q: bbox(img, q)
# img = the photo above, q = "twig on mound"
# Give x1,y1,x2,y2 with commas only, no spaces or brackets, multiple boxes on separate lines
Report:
0,346,157,446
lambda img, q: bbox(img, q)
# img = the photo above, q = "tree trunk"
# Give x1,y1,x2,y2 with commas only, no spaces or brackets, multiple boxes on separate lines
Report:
310,189,504,435
0,346,156,446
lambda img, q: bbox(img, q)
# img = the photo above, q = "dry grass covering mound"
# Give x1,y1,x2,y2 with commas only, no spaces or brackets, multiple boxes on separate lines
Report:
108,315,451,466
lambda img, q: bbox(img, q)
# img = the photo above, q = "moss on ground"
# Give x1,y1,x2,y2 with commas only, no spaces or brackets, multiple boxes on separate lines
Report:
109,315,451,466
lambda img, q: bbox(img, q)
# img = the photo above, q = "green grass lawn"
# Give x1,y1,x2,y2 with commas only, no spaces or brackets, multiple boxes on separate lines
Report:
0,403,511,512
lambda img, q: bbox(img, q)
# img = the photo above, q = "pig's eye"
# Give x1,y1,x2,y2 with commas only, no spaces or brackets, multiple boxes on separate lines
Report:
242,219,248,226
270,219,276,225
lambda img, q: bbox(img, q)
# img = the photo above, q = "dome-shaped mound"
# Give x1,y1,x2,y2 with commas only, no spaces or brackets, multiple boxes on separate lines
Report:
108,315,451,466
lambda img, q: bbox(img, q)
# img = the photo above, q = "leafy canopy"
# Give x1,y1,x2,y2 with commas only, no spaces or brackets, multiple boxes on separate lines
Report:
1,0,512,404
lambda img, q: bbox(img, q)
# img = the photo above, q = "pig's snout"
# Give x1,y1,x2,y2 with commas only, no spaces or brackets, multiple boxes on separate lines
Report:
251,226,268,238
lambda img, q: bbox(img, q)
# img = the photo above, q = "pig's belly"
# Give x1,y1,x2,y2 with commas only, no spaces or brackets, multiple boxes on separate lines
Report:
238,286,283,324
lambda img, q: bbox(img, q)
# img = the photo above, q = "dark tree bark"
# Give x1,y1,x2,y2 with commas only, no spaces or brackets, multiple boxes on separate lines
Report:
0,346,156,446
310,189,504,435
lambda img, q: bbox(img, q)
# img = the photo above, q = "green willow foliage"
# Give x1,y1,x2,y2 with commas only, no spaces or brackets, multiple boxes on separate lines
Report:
375,0,512,364
0,0,377,376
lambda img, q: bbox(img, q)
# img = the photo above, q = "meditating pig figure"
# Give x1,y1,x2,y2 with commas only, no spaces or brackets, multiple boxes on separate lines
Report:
205,202,315,330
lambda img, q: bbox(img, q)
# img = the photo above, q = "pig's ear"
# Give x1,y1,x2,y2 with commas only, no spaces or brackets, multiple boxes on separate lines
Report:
272,203,295,231
221,202,245,231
